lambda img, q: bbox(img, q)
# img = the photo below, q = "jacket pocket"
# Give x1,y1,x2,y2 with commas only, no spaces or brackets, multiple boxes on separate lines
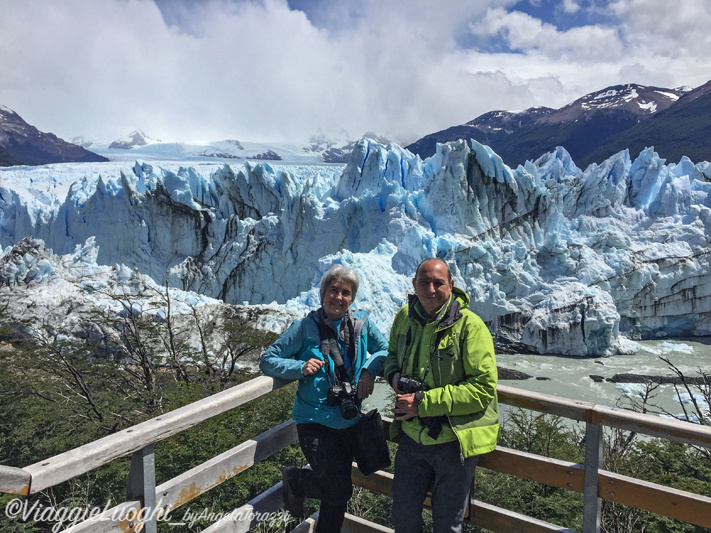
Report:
435,332,462,383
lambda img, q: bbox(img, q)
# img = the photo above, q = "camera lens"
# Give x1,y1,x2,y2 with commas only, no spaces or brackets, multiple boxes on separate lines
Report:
398,375,422,394
340,396,359,420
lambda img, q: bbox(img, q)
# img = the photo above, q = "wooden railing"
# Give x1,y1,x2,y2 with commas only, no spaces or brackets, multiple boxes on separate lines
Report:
1,377,710,532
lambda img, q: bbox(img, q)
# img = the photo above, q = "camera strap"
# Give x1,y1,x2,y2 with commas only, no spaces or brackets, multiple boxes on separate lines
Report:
323,338,352,386
400,326,448,386
314,311,354,387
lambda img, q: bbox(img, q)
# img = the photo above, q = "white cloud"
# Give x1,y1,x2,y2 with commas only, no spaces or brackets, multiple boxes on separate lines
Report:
610,0,711,56
462,2,711,108
606,0,711,88
470,8,623,61
562,0,581,14
0,0,708,147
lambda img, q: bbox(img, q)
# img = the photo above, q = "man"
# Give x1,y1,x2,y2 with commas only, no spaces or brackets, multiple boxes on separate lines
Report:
385,258,499,533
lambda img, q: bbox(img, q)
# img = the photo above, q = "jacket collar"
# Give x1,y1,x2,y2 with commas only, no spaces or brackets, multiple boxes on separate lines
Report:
316,306,350,334
310,307,368,349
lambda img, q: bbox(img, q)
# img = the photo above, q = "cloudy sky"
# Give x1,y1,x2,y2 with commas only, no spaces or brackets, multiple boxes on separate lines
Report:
2,0,710,146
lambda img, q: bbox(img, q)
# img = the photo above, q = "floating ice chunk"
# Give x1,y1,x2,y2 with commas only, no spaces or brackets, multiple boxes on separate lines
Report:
615,383,649,400
658,341,694,355
672,392,710,423
616,336,640,355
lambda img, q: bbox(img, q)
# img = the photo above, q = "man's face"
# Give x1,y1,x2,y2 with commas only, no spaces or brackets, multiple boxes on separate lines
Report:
413,260,453,317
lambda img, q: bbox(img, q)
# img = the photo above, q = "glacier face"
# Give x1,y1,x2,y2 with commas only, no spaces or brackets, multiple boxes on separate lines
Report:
0,236,299,364
1,139,710,356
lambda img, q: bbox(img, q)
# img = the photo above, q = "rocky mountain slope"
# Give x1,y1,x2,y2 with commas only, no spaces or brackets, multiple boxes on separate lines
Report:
0,105,108,166
585,80,711,165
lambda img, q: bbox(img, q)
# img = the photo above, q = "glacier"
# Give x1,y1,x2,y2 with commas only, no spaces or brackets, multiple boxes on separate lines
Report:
1,138,710,357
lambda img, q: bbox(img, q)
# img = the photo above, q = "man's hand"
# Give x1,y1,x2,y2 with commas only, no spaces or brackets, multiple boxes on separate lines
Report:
357,369,375,399
390,372,402,393
392,393,419,420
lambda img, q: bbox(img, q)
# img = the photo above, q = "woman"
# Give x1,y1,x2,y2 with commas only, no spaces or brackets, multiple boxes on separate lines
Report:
260,264,388,532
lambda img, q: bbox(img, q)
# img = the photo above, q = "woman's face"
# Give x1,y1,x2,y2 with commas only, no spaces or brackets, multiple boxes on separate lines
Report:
323,279,354,320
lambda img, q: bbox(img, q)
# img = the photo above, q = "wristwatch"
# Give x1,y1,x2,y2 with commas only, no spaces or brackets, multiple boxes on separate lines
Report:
415,391,425,404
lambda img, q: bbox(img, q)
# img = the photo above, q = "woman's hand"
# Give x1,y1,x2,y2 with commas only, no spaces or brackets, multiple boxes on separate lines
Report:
357,369,375,399
302,358,325,376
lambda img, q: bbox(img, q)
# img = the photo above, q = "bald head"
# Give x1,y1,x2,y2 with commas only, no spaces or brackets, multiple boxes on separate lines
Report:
414,258,452,282
413,258,454,317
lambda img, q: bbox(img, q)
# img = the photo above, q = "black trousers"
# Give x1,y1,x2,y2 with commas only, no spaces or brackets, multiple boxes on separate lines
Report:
295,422,357,533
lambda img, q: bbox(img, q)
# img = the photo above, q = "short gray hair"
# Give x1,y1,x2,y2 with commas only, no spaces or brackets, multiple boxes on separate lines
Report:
319,265,360,303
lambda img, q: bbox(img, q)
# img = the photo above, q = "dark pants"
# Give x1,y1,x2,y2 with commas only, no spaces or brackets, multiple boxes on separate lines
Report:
391,434,478,533
295,422,357,533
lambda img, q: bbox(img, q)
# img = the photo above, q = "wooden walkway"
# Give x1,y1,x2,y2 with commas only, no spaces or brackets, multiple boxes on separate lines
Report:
1,376,710,532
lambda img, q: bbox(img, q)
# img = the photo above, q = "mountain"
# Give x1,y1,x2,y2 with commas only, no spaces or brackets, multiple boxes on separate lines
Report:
91,139,328,164
0,146,23,166
584,80,711,165
0,105,108,166
108,129,161,149
69,136,96,148
407,83,694,167
302,130,351,153
2,139,710,357
91,129,392,165
90,134,394,165
303,131,394,163
324,132,394,163
406,107,554,163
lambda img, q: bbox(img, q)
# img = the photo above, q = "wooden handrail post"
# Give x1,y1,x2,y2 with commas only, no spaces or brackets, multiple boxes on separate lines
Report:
126,444,157,533
0,465,31,495
582,422,602,533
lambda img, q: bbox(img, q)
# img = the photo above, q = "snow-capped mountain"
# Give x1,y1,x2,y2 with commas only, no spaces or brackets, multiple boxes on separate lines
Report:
303,130,395,163
88,129,377,165
68,135,96,149
541,83,686,121
407,82,700,168
1,138,710,357
108,129,161,149
91,139,332,165
585,80,711,166
0,105,108,166
302,130,353,153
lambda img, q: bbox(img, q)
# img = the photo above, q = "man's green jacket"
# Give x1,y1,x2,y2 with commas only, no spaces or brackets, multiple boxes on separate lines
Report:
384,287,499,457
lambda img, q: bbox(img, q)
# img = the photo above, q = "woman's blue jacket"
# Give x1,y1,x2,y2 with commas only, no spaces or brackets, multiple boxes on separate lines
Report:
260,308,388,429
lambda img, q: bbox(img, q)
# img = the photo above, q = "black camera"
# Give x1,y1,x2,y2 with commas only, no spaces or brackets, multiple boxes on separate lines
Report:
327,381,359,420
397,375,443,438
398,374,425,394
